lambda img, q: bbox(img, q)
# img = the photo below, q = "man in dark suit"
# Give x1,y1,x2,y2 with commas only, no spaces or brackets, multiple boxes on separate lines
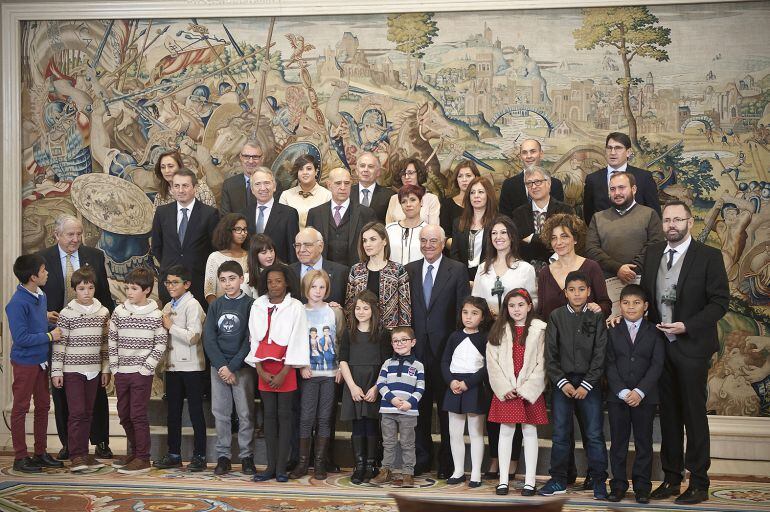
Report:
151,168,220,310
499,139,565,218
39,215,115,460
582,132,661,224
306,168,376,268
640,201,729,505
245,168,298,263
510,166,574,269
220,141,282,215
350,151,394,223
289,227,349,304
405,224,470,478
605,284,665,504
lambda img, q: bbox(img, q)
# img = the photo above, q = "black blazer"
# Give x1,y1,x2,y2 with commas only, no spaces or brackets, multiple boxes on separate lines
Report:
583,165,661,224
498,172,565,218
220,172,284,216
511,199,574,264
405,257,470,363
151,201,219,306
640,240,729,358
289,259,349,305
606,319,665,404
245,199,299,264
449,217,488,281
38,244,115,313
306,201,376,267
351,183,394,224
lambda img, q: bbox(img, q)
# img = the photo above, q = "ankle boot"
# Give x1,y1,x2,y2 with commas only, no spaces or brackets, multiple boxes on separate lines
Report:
313,437,330,480
289,438,311,479
350,436,366,484
364,435,379,482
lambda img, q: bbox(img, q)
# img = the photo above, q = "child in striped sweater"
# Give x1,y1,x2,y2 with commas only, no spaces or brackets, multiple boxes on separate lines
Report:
371,326,425,488
51,266,110,473
108,267,167,475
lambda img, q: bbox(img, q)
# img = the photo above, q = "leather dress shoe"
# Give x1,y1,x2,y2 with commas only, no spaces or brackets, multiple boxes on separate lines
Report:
581,475,594,490
413,463,429,476
650,481,681,500
276,473,289,482
13,457,42,473
95,442,113,459
635,490,650,504
253,471,275,482
436,469,451,480
607,488,626,502
675,487,709,505
31,453,64,468
57,445,69,460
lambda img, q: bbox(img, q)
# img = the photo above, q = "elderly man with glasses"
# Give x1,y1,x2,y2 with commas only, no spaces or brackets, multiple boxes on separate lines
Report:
288,227,349,305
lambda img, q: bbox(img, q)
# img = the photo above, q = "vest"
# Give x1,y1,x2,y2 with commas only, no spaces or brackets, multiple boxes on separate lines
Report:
656,247,686,341
327,208,353,266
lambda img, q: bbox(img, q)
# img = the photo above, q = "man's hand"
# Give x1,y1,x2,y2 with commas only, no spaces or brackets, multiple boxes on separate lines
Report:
606,315,623,328
561,383,576,397
573,386,588,399
624,390,642,407
657,322,686,335
617,264,637,283
47,311,60,323
586,302,603,314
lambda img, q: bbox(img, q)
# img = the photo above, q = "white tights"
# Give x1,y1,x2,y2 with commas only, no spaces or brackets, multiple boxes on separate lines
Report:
499,423,538,487
448,412,485,482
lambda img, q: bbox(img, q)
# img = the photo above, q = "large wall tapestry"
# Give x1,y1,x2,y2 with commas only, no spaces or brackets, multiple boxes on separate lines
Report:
17,3,770,415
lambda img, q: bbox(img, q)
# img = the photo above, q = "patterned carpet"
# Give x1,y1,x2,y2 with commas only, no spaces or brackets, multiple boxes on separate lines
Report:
1,459,769,511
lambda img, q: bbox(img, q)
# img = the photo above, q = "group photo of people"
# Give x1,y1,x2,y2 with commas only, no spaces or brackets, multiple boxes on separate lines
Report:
7,131,729,506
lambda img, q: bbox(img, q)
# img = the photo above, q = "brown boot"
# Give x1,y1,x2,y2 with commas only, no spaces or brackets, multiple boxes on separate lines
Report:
289,438,311,479
371,467,392,485
401,474,415,488
313,437,329,480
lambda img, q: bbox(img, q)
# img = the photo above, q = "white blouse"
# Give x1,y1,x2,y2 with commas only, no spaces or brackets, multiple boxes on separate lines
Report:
278,183,332,228
471,259,538,315
385,192,441,226
386,221,426,266
450,336,485,374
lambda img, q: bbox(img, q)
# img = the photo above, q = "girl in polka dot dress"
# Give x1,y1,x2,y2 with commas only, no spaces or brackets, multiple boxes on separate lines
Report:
486,288,548,496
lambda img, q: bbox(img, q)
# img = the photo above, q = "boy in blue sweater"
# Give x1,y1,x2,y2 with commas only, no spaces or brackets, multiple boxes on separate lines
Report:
372,326,425,488
6,254,65,473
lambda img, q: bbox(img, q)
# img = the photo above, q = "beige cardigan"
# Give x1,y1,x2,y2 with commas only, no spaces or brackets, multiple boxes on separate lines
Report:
486,318,547,404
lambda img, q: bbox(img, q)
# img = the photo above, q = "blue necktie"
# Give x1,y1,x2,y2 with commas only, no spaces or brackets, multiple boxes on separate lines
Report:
423,264,434,308
178,207,189,244
256,205,266,234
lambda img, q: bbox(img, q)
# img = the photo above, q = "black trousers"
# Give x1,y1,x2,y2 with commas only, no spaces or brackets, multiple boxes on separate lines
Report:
608,401,656,493
52,382,109,446
659,348,711,489
415,360,451,473
165,370,207,457
262,390,295,474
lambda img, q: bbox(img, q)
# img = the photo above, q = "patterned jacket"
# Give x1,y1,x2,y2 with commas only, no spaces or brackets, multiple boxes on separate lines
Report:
345,261,411,330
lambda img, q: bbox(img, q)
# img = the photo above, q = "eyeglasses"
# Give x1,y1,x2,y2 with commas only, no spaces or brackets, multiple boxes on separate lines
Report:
293,242,319,249
241,153,263,160
662,217,691,225
606,145,627,153
164,280,184,286
420,238,442,246
392,338,413,345
524,179,548,188
401,169,418,176
231,227,248,234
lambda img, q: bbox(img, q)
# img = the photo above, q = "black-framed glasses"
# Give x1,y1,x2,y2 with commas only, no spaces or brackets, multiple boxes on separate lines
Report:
231,227,248,234
392,338,413,345
662,217,691,224
241,153,263,160
524,179,548,188
293,242,319,249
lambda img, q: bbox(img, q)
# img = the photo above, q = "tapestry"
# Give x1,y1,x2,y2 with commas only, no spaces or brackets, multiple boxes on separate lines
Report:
16,3,770,416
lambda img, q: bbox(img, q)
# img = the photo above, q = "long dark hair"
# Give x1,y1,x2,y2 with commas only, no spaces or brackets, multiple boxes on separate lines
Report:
458,176,498,232
447,159,481,198
348,290,382,342
153,149,184,200
212,213,248,251
488,288,536,346
457,296,493,332
480,215,520,274
247,234,280,289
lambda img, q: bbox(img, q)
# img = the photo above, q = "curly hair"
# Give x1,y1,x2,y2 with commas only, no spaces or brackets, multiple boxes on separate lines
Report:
539,213,587,256
393,156,428,188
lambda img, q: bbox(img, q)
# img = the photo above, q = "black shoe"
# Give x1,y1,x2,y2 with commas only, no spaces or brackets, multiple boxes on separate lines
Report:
436,468,452,480
153,453,182,469
469,480,482,488
521,485,537,496
495,483,509,495
253,471,275,482
240,456,256,475
675,487,709,505
446,475,466,485
413,463,429,476
13,457,42,473
325,457,341,473
94,442,113,459
57,445,69,460
187,454,207,472
635,491,651,504
276,473,289,482
213,456,231,476
581,475,594,490
31,453,64,468
650,481,681,500
607,489,626,502
285,459,298,472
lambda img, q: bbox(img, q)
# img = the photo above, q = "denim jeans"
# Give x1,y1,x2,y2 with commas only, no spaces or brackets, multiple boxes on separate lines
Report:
548,374,608,484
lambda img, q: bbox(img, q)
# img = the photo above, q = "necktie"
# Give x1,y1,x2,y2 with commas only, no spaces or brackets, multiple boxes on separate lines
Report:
334,205,343,227
423,264,434,307
64,254,76,303
362,189,371,207
533,211,545,234
256,205,266,234
245,177,250,191
629,323,637,343
178,207,189,244
666,248,676,270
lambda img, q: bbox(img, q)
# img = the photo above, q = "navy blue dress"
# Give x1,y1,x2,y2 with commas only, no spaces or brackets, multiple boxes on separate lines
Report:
441,330,490,414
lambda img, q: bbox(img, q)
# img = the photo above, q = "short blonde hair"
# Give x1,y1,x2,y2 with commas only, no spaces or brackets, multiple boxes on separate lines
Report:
302,269,331,300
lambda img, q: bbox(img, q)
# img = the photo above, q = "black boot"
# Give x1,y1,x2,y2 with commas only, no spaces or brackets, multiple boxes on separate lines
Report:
363,435,379,482
289,438,311,479
350,436,366,484
314,437,329,480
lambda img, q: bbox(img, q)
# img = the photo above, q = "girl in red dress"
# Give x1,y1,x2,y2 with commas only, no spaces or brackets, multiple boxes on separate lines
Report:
486,288,548,496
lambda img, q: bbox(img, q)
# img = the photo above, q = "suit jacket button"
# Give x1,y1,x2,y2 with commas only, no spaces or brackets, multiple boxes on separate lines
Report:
630,357,635,362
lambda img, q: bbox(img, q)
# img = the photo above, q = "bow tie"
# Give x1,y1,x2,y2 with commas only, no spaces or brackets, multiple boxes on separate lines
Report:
298,190,314,199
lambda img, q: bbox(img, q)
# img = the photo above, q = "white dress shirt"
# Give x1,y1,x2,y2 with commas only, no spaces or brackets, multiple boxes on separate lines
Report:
607,163,629,186
359,184,377,206
177,198,197,231
255,197,275,228
58,245,81,278
422,254,443,283
618,317,646,400
330,198,351,219
664,235,692,268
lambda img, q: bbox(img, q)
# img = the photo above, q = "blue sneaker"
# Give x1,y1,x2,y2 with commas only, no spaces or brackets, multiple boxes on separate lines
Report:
538,480,567,496
593,480,609,500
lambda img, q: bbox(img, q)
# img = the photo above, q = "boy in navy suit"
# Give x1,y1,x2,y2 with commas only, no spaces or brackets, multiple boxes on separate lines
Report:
606,284,665,504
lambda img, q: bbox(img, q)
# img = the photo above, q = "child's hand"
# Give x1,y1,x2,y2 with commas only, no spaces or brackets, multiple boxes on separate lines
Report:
300,367,313,379
459,381,469,392
47,311,60,323
270,371,286,389
450,380,462,394
335,370,342,384
218,366,234,383
625,390,642,407
586,302,603,314
573,386,588,399
504,389,518,400
364,385,379,402
398,400,412,412
101,373,111,387
50,327,62,341
51,376,63,388
390,397,404,408
350,385,365,401
561,383,576,397
161,313,173,330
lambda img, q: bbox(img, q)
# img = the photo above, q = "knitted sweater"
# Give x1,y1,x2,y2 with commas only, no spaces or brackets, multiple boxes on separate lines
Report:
162,292,206,372
6,284,53,365
377,355,425,416
108,300,167,375
52,299,110,377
